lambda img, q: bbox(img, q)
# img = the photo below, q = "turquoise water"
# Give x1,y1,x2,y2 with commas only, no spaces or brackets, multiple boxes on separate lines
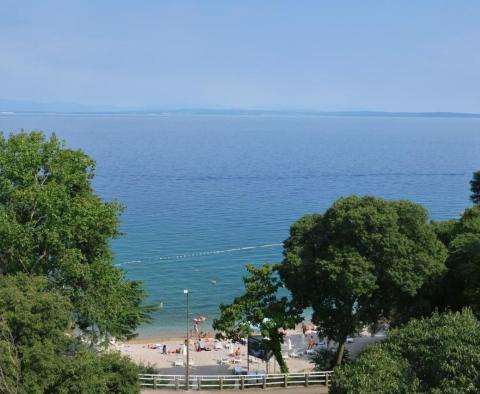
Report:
1,114,479,337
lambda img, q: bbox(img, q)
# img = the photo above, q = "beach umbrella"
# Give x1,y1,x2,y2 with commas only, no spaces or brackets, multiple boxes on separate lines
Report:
193,316,206,324
182,344,187,355
288,338,292,351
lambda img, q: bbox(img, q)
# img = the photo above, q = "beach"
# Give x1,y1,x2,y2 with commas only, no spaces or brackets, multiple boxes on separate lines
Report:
117,329,386,375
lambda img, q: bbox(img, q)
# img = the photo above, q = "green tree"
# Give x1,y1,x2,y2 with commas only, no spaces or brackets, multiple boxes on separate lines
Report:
431,205,480,316
0,273,141,394
0,321,20,394
330,346,419,394
54,351,140,394
470,170,480,204
213,263,302,373
311,348,351,371
279,196,447,365
0,131,152,342
0,273,73,393
331,310,480,393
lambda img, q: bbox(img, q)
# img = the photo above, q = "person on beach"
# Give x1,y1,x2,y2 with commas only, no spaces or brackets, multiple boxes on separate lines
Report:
162,345,167,354
307,336,316,349
194,322,199,336
302,323,307,336
229,347,241,357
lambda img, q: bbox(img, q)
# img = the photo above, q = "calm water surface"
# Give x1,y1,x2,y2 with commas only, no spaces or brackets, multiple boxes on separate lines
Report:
1,114,479,336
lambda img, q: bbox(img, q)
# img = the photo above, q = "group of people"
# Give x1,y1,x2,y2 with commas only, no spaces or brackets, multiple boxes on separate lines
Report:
228,346,242,357
196,338,212,352
147,343,170,354
147,321,326,360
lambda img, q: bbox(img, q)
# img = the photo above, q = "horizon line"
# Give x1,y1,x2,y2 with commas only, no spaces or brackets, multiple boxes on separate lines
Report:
1,108,480,118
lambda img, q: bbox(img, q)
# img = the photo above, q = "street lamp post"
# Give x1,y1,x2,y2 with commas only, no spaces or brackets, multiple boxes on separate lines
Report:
184,289,190,390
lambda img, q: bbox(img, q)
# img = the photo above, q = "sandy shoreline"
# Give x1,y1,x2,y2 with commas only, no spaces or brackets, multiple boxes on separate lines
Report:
117,329,385,376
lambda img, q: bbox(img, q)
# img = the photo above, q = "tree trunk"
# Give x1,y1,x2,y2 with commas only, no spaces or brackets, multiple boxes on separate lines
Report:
335,339,346,366
272,347,289,373
267,331,289,373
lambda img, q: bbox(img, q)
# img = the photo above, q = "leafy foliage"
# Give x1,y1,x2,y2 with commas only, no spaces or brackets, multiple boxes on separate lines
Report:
0,273,141,393
0,321,20,394
470,170,480,204
213,263,302,373
311,348,351,371
331,310,480,393
279,196,447,364
434,205,480,316
0,273,72,393
0,131,153,341
54,351,140,394
331,345,419,394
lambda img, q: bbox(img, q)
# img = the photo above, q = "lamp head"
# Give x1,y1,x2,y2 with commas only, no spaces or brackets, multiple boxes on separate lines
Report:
183,289,189,294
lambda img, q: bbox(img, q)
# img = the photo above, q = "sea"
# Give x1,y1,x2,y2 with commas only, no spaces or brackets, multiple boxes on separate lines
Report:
1,113,479,337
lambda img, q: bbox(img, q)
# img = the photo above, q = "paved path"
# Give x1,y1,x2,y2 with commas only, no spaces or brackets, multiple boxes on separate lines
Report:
142,386,328,394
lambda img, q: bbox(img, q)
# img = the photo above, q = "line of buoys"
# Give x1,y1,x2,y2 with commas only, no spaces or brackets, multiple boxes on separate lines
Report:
116,242,283,267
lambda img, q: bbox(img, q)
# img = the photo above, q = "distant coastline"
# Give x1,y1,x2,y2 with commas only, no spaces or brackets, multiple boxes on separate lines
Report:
2,108,480,119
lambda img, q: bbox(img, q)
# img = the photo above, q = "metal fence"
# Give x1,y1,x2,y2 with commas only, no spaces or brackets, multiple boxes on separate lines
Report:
138,371,333,390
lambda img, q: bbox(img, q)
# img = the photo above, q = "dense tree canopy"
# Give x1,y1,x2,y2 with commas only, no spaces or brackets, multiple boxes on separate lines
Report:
54,351,140,394
470,170,480,204
279,196,447,365
213,264,302,373
431,205,480,316
0,272,141,393
0,273,72,393
331,310,480,393
0,131,152,342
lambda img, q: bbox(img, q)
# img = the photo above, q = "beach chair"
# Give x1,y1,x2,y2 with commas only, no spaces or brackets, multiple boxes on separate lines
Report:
174,357,184,367
233,357,242,364
289,349,300,358
282,351,290,359
214,341,223,350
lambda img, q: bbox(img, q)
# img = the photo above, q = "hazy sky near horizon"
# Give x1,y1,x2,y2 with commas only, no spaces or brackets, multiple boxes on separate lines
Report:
1,1,479,112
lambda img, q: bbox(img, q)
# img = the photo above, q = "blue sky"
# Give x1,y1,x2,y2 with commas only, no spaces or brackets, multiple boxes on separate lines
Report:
1,1,479,112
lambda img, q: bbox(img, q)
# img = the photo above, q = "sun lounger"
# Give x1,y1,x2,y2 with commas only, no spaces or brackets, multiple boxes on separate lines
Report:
218,357,228,365
174,357,184,367
214,341,223,350
289,349,300,358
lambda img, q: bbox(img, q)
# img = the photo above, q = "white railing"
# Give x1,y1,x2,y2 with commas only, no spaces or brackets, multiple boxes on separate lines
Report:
138,371,333,390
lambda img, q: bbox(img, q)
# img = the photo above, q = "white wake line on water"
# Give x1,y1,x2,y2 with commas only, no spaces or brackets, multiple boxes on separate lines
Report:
116,243,283,267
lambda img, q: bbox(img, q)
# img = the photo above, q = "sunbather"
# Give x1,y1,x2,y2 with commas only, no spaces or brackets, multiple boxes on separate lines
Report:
228,347,241,357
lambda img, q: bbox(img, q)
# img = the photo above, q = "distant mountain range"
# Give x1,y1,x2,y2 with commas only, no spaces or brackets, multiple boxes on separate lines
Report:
1,99,479,118
0,99,122,113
